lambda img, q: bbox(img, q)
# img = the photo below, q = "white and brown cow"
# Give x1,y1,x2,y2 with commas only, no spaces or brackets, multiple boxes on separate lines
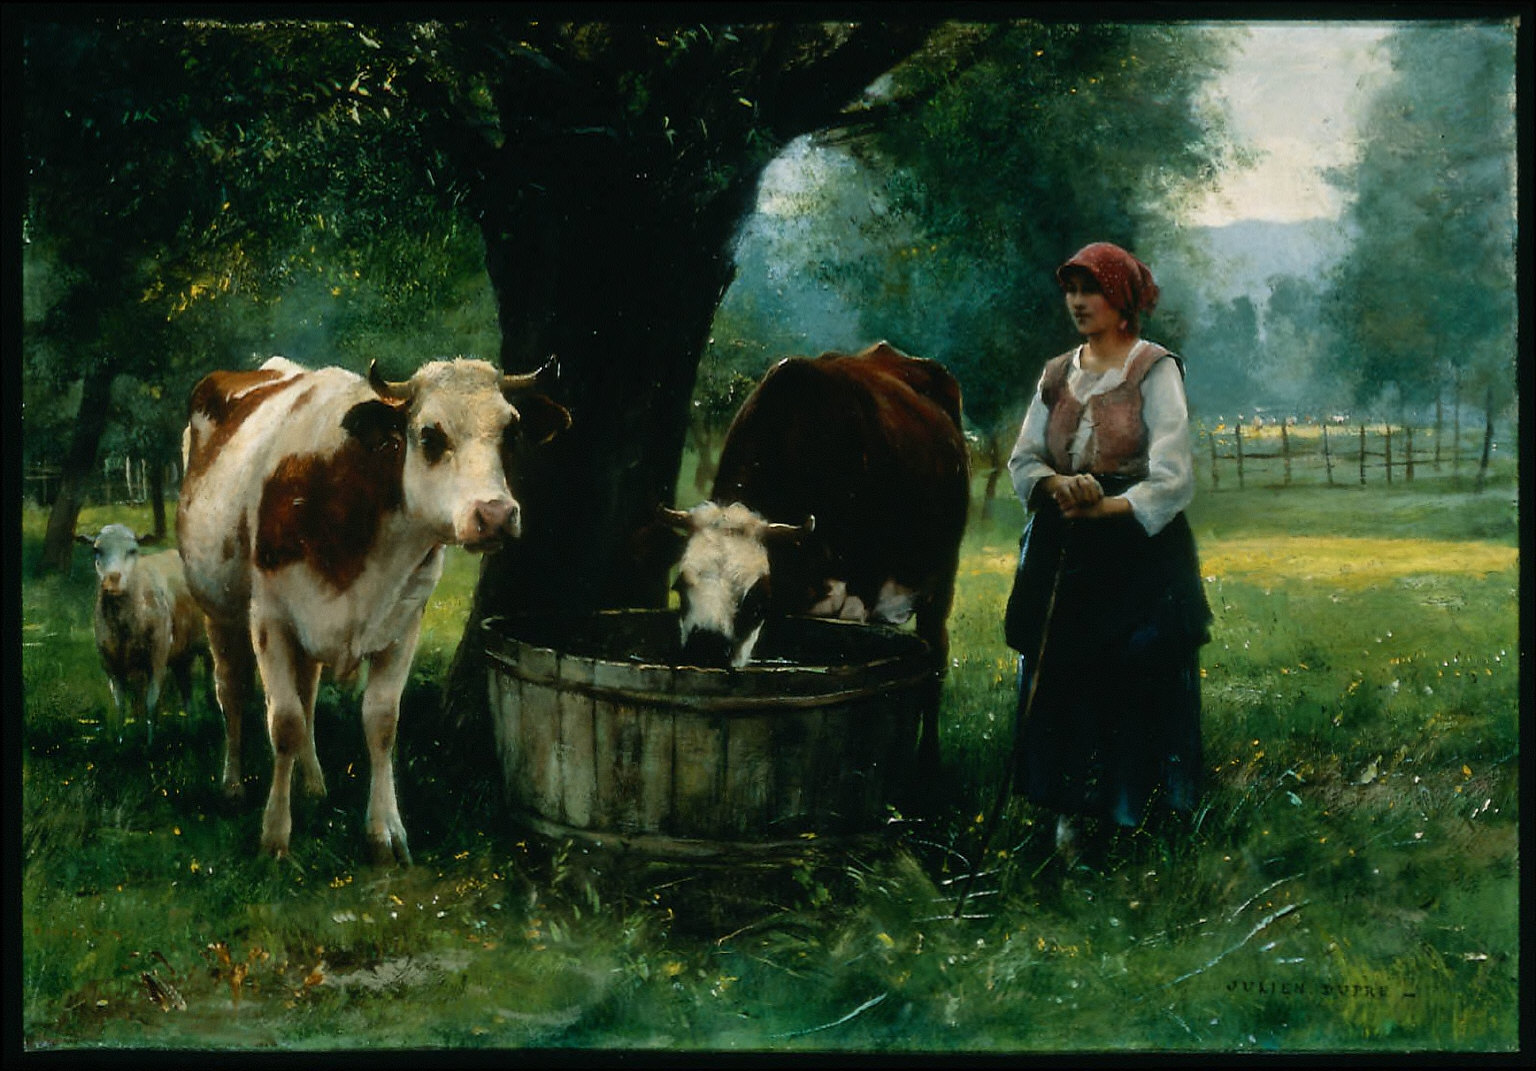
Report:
77,524,208,745
662,341,969,769
177,356,569,863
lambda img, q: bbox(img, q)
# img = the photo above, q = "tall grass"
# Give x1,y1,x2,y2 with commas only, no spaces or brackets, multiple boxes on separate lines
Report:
19,468,1521,1053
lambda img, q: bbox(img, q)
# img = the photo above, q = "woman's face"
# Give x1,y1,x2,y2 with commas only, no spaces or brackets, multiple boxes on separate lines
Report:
1062,274,1123,337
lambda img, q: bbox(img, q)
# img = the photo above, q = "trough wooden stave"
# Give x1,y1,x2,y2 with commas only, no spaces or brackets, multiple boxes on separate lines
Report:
483,610,933,850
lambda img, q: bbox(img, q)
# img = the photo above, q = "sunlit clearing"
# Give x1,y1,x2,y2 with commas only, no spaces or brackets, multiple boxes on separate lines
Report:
1202,536,1516,587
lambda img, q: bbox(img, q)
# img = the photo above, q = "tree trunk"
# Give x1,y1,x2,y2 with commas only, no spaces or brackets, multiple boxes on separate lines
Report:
36,366,117,575
1475,384,1494,492
979,432,1003,520
148,449,168,540
1433,390,1443,469
692,427,718,495
442,149,758,726
1452,365,1463,483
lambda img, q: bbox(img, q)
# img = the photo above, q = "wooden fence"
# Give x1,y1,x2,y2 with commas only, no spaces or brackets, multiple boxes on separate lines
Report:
23,456,182,510
1199,420,1501,490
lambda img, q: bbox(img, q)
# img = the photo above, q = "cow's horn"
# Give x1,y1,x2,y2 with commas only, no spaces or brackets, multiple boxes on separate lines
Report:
502,354,558,395
766,515,815,541
368,361,414,402
657,505,694,530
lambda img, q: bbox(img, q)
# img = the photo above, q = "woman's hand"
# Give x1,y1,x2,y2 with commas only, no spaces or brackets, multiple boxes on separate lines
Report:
1043,473,1133,520
1061,495,1132,521
1047,473,1103,511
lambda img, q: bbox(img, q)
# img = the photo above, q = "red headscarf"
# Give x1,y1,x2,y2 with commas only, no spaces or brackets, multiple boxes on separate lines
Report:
1056,242,1159,317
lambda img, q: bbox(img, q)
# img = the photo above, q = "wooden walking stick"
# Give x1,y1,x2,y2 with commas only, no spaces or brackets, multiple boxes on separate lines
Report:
952,530,1069,919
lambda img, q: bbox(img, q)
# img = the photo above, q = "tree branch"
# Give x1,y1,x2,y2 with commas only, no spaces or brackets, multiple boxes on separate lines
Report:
758,22,940,144
810,21,1014,148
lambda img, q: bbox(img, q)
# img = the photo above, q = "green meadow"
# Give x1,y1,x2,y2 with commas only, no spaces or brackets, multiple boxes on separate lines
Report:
19,464,1520,1053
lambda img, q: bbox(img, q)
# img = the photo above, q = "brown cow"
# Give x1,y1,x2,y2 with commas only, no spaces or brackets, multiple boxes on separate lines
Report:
178,356,569,863
663,341,969,768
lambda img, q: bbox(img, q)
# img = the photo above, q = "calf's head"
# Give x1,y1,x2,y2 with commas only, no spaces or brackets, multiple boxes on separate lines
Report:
359,358,570,552
77,524,158,596
661,503,814,668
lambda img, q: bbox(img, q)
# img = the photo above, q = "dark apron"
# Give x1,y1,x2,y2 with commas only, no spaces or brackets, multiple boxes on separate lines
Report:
1003,475,1212,823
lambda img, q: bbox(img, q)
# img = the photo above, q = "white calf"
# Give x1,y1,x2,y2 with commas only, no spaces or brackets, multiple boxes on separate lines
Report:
77,524,208,744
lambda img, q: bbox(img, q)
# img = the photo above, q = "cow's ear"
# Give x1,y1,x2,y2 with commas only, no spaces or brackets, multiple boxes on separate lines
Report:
342,399,407,452
76,532,97,547
137,532,161,548
629,516,687,578
511,393,572,446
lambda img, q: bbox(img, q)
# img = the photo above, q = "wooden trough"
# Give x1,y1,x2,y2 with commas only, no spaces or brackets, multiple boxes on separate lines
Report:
482,609,934,855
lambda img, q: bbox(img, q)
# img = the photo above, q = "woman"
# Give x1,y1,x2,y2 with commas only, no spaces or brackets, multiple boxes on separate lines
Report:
1004,241,1212,858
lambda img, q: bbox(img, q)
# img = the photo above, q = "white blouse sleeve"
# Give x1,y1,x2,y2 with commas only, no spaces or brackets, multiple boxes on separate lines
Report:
1007,381,1057,509
1121,356,1195,535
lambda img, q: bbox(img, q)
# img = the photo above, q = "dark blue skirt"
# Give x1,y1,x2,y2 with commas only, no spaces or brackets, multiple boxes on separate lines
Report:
1004,477,1212,825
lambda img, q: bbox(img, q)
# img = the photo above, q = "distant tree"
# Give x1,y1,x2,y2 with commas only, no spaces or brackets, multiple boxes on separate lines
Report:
1324,20,1517,475
1258,274,1338,415
1181,294,1262,420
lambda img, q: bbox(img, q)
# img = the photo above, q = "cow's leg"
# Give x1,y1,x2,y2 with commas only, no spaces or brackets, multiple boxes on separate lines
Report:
206,617,253,798
359,615,422,866
106,677,127,744
126,675,151,747
253,619,318,858
914,576,956,775
144,669,163,747
297,659,326,798
169,652,195,717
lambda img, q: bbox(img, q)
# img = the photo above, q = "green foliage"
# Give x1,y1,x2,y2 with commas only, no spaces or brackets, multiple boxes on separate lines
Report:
22,18,499,473
19,472,1519,1053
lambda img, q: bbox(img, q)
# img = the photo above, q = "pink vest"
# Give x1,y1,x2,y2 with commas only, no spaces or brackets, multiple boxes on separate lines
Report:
1040,343,1173,478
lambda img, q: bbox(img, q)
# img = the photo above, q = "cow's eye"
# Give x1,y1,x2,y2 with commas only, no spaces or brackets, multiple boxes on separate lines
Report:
419,424,450,463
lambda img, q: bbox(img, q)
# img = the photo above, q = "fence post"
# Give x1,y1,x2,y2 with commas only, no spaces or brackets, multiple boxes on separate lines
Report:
1281,422,1292,486
1405,426,1415,481
1208,430,1220,491
1359,426,1367,485
1384,425,1393,485
1235,423,1245,490
1323,424,1334,486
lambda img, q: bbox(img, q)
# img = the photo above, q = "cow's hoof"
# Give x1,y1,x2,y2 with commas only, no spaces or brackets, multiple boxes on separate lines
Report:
1055,815,1080,865
260,835,290,860
222,778,245,801
301,774,328,799
367,832,412,868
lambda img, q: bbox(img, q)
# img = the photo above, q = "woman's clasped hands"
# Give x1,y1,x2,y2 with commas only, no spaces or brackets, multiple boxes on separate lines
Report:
1045,472,1129,520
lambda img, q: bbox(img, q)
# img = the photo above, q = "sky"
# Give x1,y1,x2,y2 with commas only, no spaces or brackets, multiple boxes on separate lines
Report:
1186,21,1396,227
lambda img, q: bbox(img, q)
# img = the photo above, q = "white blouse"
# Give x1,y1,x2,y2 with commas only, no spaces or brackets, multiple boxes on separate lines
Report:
1007,340,1195,537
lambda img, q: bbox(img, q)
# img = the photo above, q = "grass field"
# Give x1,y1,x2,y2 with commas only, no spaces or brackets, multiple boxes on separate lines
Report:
18,464,1521,1053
